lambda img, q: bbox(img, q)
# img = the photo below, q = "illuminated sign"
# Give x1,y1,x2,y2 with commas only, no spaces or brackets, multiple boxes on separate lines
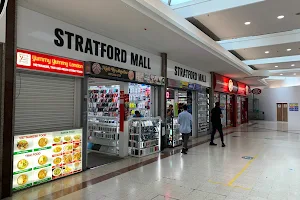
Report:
17,49,84,77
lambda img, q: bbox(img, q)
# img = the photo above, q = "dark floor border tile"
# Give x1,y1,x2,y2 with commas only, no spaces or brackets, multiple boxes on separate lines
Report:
33,130,235,200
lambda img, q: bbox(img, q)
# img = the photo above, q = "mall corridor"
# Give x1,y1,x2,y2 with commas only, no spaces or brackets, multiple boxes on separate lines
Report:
5,121,300,200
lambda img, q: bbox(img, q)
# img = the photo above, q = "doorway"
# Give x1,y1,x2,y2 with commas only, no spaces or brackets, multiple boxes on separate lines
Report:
277,103,288,122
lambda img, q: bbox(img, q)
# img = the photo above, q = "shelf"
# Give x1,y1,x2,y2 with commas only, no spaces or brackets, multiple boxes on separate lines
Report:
88,121,119,127
88,116,118,119
89,136,118,147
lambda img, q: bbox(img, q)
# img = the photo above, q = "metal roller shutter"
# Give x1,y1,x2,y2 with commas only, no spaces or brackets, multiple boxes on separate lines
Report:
15,70,75,135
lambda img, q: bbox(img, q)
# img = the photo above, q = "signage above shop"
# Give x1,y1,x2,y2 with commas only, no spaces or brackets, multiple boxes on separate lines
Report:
85,62,135,81
214,73,249,96
135,72,165,85
252,88,262,95
174,66,206,83
167,78,204,91
16,49,84,77
54,28,151,70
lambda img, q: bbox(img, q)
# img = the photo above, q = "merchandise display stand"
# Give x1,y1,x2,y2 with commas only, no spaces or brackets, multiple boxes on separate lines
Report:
128,83,151,117
128,117,161,157
198,92,209,133
88,85,120,155
167,117,182,147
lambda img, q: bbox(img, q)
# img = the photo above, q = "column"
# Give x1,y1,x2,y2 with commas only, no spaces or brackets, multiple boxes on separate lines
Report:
1,0,16,198
160,53,167,150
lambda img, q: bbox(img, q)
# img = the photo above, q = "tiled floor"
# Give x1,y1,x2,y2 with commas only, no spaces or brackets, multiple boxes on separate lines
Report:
6,121,300,200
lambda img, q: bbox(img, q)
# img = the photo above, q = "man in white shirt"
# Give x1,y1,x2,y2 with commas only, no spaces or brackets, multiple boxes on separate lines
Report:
178,105,192,154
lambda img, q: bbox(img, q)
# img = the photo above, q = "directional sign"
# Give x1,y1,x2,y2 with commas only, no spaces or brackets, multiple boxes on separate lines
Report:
252,88,262,95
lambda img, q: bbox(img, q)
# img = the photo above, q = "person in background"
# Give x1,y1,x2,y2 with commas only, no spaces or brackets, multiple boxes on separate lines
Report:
178,104,192,154
167,104,174,117
133,111,144,117
210,102,226,147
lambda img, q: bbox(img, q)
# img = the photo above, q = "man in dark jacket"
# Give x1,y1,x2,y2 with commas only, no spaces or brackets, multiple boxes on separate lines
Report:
210,102,226,147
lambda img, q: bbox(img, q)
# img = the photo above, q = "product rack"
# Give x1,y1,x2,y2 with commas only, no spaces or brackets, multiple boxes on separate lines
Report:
128,117,161,157
167,117,182,147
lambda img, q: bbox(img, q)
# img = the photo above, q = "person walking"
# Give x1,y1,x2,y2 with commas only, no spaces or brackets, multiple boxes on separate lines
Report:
210,102,226,147
178,104,192,154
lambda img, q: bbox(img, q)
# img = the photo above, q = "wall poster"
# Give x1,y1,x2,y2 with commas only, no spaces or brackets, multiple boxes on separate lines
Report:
289,103,299,111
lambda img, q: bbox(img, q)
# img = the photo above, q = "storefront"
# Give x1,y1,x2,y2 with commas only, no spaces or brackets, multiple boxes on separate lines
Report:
14,6,163,191
166,60,211,147
84,62,164,165
213,73,250,127
13,49,84,191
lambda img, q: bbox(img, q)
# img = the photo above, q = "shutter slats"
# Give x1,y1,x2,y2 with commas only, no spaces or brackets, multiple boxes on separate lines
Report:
15,71,75,135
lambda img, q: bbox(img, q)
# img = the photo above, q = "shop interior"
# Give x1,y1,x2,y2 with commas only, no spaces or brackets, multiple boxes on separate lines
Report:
87,78,160,168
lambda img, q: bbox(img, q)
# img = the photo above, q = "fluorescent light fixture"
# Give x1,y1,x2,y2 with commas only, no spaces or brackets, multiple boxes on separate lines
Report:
280,74,283,75
265,51,270,54
291,64,295,67
275,66,278,68
277,15,285,19
287,48,292,51
294,73,297,75
244,22,251,25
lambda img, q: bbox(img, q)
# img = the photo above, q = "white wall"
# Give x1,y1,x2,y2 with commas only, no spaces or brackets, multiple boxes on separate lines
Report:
0,10,6,43
257,86,300,124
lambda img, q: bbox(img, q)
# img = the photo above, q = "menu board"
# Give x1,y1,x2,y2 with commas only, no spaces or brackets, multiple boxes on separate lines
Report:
12,129,82,191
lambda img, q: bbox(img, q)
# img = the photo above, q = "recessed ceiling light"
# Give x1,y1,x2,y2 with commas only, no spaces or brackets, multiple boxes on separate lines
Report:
287,48,292,51
294,73,297,75
265,51,270,54
280,74,283,75
275,66,278,68
291,64,295,67
277,15,285,19
244,22,251,25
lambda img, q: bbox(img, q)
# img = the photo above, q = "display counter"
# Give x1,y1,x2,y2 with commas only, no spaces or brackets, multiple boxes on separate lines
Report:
167,117,182,147
128,117,161,157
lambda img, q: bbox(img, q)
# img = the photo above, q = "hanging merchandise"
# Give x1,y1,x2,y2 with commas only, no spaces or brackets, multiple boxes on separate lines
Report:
88,85,120,155
198,92,208,133
167,117,181,147
128,117,161,157
128,83,151,117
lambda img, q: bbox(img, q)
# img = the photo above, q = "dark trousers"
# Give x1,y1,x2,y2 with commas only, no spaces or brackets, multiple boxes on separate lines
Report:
211,124,224,143
182,134,190,149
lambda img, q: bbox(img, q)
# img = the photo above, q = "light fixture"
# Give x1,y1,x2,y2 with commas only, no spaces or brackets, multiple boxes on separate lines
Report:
244,22,251,25
287,48,292,51
280,74,283,75
275,66,278,68
294,73,297,75
291,64,295,67
265,51,270,54
277,15,285,19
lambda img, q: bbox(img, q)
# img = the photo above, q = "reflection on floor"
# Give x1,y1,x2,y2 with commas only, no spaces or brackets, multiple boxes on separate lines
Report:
87,152,123,169
6,121,300,200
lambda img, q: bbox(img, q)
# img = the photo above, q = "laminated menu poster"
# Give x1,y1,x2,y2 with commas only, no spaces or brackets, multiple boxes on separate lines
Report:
13,129,82,191
289,103,299,111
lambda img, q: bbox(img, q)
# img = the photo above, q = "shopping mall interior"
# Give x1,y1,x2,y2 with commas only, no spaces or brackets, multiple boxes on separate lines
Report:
1,0,300,199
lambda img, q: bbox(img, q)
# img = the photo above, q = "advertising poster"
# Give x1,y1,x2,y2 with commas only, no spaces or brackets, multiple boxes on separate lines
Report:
289,103,299,111
13,129,82,191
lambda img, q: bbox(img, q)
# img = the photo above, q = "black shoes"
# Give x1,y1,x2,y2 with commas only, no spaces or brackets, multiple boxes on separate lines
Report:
181,148,188,154
222,143,226,147
210,142,217,146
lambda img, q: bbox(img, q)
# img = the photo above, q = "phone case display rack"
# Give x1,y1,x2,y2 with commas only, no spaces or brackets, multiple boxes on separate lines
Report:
167,117,182,147
237,96,241,125
128,117,161,157
88,85,120,155
198,92,209,133
128,83,151,117
220,94,227,128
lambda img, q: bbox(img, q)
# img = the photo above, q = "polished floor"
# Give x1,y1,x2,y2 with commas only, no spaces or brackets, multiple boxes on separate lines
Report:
6,121,300,200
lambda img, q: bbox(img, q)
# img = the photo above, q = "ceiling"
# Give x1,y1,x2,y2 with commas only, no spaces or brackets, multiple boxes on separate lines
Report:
17,0,262,83
184,0,300,87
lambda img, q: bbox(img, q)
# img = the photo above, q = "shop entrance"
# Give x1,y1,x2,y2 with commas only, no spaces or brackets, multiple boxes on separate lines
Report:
87,78,155,168
277,103,288,122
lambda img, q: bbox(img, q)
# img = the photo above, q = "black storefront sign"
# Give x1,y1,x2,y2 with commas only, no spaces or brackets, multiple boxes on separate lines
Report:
174,66,206,82
54,28,151,69
85,62,135,81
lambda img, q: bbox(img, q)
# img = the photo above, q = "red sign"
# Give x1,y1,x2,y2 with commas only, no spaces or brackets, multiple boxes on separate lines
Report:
17,49,84,77
252,88,262,95
214,73,249,96
119,91,125,132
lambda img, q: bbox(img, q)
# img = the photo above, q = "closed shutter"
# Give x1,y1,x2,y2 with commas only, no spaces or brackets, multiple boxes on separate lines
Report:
15,70,75,135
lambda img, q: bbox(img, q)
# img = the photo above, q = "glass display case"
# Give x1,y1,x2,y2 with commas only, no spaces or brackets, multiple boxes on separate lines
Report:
167,117,182,147
220,93,227,127
237,96,241,125
198,92,208,133
128,117,161,157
